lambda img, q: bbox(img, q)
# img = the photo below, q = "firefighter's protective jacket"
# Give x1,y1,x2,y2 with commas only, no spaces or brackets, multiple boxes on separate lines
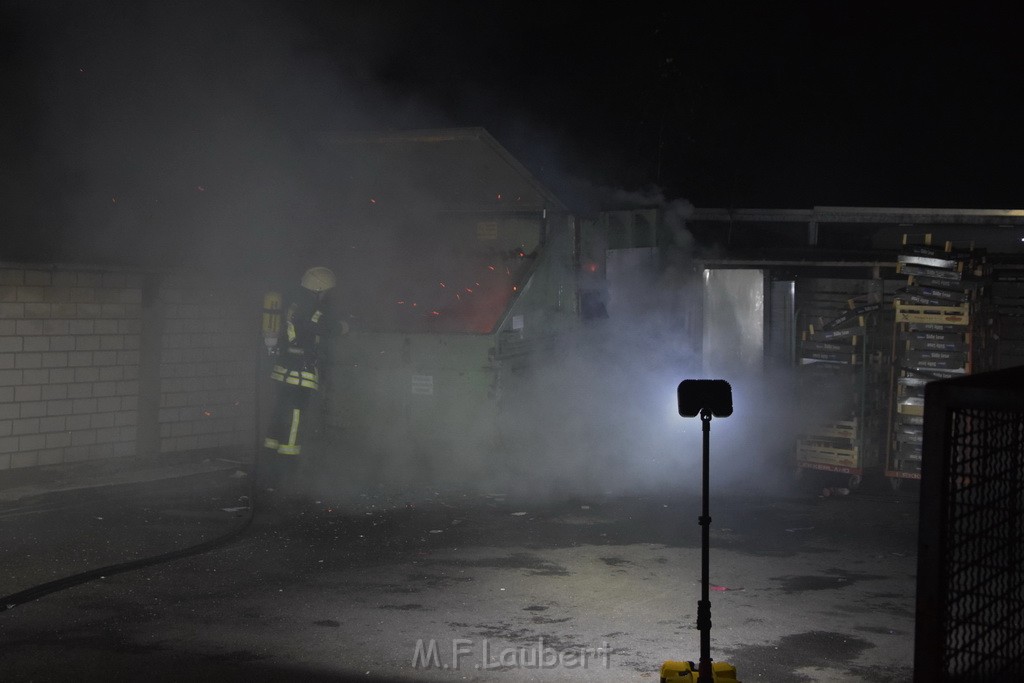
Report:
270,287,326,391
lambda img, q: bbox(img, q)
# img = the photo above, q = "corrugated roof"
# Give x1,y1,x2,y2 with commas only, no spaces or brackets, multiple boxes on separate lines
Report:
315,127,565,213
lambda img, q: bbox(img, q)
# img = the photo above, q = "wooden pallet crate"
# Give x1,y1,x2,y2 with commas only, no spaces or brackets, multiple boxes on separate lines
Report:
796,443,859,467
894,301,970,325
897,400,924,416
800,419,857,440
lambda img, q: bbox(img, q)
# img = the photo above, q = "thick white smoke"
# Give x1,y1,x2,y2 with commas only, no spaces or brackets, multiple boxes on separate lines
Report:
10,1,818,507
299,192,812,506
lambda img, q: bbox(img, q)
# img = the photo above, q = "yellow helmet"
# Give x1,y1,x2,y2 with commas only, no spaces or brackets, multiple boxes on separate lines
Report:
301,266,336,293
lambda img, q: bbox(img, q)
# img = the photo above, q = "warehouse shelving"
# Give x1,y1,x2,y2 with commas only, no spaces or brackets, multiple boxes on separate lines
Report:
794,277,894,489
990,262,1024,369
885,234,992,489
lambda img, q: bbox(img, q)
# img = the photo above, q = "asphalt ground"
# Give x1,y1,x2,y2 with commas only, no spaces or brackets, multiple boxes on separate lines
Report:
0,464,920,682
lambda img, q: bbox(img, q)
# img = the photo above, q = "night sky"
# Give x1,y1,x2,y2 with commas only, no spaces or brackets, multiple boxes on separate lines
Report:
2,1,1023,265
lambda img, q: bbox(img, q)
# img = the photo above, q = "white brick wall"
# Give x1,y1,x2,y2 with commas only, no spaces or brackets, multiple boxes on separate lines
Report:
155,273,257,455
0,265,258,471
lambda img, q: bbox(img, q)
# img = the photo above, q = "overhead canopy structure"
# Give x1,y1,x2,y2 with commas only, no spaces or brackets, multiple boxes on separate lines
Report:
688,206,1024,255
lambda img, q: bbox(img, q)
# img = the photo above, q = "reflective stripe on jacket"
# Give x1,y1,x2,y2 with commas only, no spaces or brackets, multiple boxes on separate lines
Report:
270,364,319,390
268,287,326,391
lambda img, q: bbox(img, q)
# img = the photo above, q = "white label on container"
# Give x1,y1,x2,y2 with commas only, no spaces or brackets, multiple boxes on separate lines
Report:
512,314,524,330
476,222,498,240
411,374,434,395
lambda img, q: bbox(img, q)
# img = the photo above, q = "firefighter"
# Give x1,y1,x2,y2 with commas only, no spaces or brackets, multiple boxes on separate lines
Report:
261,266,337,493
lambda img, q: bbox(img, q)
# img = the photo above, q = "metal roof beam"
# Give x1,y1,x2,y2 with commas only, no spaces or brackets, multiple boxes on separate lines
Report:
691,206,1024,225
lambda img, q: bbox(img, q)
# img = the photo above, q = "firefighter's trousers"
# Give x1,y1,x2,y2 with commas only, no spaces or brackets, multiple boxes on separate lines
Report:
264,380,313,455
261,381,314,490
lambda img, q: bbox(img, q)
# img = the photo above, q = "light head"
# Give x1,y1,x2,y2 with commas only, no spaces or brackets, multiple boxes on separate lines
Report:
677,379,733,418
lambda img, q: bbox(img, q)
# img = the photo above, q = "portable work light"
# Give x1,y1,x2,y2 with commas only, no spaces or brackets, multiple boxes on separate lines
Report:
661,379,740,682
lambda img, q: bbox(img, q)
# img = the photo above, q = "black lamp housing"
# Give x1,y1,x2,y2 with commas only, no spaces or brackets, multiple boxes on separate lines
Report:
677,379,733,418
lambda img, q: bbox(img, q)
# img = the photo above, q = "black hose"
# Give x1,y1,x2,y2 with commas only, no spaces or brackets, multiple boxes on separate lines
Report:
0,327,268,614
0,503,254,612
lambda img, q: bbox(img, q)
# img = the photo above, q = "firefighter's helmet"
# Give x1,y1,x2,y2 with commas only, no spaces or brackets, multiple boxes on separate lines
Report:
301,266,336,293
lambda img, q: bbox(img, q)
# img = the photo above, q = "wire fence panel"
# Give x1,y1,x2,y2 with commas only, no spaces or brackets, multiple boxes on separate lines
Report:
915,367,1024,682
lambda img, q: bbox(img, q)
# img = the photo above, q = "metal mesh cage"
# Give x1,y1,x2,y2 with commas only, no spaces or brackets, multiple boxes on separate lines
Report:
915,367,1024,681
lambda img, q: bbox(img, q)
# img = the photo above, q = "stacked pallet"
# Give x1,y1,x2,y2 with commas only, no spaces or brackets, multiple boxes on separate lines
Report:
888,235,991,479
796,411,861,471
799,301,878,365
796,279,892,477
990,264,1024,369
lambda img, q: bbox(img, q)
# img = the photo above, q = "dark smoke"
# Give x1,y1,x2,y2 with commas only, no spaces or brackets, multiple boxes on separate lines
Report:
4,1,456,272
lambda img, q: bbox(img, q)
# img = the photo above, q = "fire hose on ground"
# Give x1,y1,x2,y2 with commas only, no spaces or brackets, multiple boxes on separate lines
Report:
0,319,277,614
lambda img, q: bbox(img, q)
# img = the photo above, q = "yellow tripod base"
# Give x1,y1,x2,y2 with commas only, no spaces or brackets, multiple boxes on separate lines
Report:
660,660,740,682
